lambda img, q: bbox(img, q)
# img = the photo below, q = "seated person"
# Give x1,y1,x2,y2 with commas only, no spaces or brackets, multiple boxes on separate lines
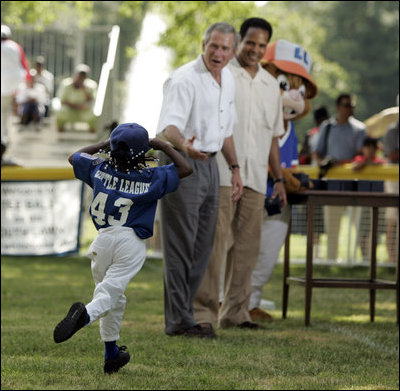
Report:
32,55,54,118
15,69,47,130
56,64,97,133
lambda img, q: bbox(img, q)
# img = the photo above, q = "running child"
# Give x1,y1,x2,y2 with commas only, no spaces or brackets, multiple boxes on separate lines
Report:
53,122,192,374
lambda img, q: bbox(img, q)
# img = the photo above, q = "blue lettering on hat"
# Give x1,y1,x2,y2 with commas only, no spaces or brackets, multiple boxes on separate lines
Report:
294,47,302,61
304,51,309,66
294,47,309,66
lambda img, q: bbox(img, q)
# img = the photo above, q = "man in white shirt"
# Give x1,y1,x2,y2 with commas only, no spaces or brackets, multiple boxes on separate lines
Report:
156,22,243,338
194,17,286,332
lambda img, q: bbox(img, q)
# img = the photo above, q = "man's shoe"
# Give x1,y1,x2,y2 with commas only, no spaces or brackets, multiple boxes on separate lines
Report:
104,345,130,374
249,307,274,322
53,302,87,343
198,323,217,338
183,324,216,338
237,321,265,330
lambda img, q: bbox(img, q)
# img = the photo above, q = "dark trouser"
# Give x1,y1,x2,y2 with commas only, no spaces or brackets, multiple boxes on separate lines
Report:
159,151,219,335
20,102,41,125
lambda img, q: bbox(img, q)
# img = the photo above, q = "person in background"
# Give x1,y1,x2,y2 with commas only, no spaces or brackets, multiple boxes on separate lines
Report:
32,55,54,118
15,69,47,131
299,106,329,165
315,93,366,261
53,123,192,374
56,64,97,133
156,22,242,338
1,24,31,142
382,119,399,263
352,136,386,260
351,136,384,171
194,17,286,333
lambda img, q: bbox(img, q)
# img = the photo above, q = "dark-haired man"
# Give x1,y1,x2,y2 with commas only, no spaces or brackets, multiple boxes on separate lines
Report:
194,17,286,333
315,93,366,261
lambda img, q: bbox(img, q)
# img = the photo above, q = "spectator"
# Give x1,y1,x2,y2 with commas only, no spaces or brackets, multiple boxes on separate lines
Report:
382,119,399,263
351,136,384,171
1,24,31,141
156,22,242,338
352,137,386,260
15,69,47,131
32,55,54,118
56,64,97,133
299,106,329,165
193,18,286,332
315,93,366,261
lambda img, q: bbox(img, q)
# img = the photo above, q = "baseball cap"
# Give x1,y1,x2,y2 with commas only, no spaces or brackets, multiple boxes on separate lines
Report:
1,25,11,39
110,123,150,158
35,55,45,65
75,63,91,75
263,39,317,99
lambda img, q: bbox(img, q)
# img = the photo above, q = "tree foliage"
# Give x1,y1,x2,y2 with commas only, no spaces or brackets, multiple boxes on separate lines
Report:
318,1,399,117
153,1,258,68
1,1,95,29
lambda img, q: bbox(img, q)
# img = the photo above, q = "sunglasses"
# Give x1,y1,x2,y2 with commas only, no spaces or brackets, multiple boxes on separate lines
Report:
340,103,356,108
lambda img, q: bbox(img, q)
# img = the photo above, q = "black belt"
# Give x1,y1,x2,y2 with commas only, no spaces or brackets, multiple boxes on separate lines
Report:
200,151,217,157
174,148,217,157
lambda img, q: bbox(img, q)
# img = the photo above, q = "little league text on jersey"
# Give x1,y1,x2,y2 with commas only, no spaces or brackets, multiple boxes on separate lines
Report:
94,170,150,195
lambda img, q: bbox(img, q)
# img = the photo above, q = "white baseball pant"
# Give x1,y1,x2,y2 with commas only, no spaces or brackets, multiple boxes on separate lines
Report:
85,226,146,342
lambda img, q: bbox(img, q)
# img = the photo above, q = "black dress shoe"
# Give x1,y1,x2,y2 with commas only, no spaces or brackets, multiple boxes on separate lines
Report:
198,323,217,338
237,321,264,330
183,324,216,338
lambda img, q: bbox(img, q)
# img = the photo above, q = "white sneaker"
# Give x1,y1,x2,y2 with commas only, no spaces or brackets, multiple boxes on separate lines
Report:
260,299,276,310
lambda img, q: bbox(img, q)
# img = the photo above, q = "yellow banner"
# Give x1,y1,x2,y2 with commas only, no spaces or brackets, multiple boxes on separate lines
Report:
1,167,75,181
1,163,398,182
297,164,399,181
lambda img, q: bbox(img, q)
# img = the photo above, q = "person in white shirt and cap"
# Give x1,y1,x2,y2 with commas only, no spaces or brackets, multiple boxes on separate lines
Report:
1,24,31,141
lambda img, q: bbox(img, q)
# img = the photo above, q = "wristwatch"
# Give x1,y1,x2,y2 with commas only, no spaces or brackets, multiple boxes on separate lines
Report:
273,177,286,184
229,164,240,171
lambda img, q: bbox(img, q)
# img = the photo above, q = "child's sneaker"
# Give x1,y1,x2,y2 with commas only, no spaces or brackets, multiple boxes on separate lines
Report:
104,346,130,374
53,302,87,343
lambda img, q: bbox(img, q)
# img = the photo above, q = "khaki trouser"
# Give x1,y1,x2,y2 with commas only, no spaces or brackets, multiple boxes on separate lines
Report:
194,186,264,327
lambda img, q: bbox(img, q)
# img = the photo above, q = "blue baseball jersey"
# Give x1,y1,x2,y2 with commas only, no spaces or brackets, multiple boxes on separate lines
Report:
266,122,299,197
72,152,179,239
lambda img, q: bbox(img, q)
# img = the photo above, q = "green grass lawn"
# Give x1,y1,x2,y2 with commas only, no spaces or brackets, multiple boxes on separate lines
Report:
1,255,398,390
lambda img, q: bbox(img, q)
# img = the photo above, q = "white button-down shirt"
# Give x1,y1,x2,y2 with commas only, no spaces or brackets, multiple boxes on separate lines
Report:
217,57,284,194
156,55,236,152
